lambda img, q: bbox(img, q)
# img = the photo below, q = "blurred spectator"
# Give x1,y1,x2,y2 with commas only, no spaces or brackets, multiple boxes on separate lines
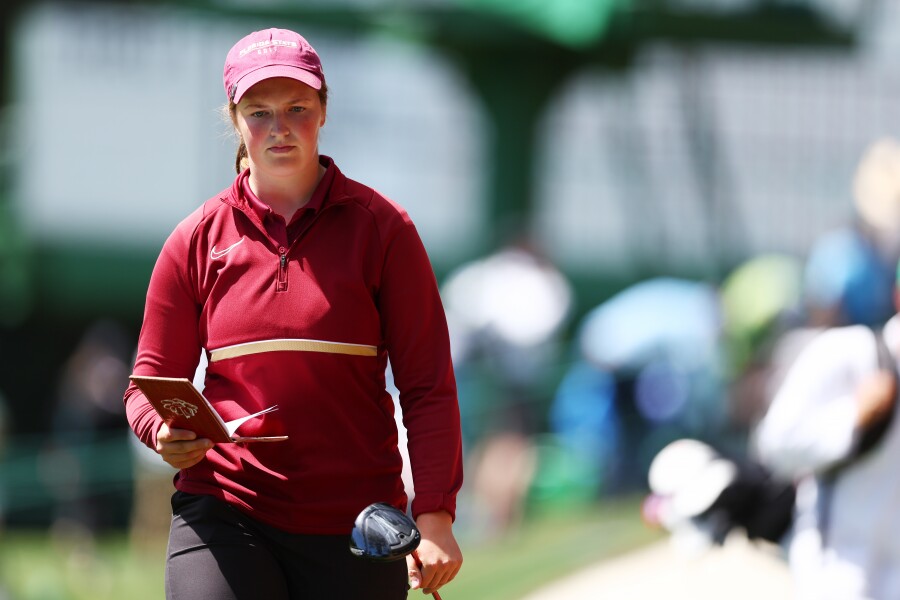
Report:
443,240,573,436
642,138,900,598
549,277,726,495
719,253,804,379
644,438,795,557
719,253,806,430
41,319,134,538
441,239,572,536
545,359,619,500
727,138,900,435
803,137,900,329
802,227,896,328
753,266,900,600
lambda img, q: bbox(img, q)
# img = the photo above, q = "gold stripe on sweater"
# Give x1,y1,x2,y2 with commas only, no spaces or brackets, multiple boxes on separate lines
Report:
209,339,378,362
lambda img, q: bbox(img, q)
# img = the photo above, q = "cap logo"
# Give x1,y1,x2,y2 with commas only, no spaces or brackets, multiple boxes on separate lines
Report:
238,39,299,57
224,29,323,102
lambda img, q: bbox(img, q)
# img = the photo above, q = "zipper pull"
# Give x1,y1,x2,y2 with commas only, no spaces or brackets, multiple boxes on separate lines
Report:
277,250,289,292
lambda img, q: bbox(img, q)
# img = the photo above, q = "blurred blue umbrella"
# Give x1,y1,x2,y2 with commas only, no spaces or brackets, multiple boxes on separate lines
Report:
578,277,722,372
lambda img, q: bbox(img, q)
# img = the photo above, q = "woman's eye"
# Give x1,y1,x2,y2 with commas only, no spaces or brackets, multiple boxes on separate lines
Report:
251,111,267,118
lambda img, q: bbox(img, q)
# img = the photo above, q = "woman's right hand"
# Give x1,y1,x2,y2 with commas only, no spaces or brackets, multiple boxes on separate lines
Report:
156,423,213,469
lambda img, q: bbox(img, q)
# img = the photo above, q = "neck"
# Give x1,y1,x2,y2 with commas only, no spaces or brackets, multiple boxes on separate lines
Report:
249,160,325,219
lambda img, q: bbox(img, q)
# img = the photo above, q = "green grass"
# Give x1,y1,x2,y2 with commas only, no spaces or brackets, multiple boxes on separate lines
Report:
0,530,166,600
0,497,660,600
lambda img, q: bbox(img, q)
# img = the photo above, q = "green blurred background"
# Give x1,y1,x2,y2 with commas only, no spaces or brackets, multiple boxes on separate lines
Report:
0,0,898,597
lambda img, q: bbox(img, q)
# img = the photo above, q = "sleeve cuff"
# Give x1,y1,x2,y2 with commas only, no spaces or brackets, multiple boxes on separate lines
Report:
411,492,457,522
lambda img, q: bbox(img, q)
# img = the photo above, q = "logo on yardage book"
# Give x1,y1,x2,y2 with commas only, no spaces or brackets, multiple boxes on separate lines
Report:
162,397,199,419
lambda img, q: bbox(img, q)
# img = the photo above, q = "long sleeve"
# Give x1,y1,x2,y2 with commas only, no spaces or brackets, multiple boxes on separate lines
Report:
378,219,463,520
123,214,204,450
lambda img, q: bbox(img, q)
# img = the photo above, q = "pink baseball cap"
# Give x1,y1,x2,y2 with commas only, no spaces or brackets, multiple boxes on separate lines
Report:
223,28,324,104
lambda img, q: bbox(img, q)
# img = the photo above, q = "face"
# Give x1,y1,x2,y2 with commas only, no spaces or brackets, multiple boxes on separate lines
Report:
233,77,326,180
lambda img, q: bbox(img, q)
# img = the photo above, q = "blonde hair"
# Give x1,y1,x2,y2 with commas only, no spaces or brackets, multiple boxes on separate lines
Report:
226,81,329,173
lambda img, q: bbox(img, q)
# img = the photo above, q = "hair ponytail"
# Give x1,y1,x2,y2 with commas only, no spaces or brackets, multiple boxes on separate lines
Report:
235,140,249,173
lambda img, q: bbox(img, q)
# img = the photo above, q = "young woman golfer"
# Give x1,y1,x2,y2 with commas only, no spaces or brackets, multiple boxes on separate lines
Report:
123,27,463,599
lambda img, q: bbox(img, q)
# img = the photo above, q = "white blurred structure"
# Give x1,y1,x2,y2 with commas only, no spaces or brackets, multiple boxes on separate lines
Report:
11,3,484,263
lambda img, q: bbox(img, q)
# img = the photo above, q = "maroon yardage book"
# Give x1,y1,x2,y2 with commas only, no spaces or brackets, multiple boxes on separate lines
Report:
130,375,288,443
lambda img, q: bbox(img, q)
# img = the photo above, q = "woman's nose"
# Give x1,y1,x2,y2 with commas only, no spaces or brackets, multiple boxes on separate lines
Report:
271,115,289,136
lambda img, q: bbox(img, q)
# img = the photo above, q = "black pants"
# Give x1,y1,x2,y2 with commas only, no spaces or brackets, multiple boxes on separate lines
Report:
166,491,409,600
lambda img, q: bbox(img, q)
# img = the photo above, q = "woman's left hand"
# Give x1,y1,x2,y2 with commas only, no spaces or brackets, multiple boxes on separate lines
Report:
407,510,463,595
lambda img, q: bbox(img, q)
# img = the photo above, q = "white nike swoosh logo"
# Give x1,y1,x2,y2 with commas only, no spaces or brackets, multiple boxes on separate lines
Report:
210,238,245,260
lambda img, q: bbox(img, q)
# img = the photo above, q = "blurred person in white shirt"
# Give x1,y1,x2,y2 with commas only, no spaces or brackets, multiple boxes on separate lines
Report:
754,270,900,600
